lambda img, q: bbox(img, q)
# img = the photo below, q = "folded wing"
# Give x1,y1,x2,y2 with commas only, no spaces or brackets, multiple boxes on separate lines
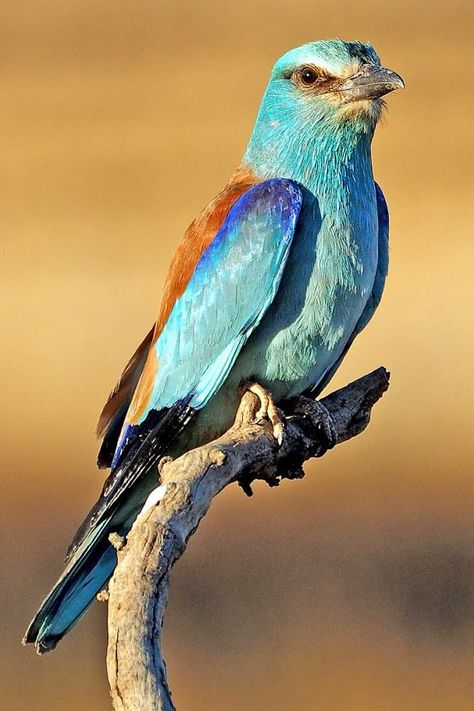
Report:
68,178,302,559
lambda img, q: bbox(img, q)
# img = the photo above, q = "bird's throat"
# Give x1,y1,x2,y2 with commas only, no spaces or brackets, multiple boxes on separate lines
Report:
243,114,375,202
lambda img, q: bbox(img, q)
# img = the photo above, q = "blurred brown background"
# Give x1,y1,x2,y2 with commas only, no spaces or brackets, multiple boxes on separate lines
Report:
2,1,473,709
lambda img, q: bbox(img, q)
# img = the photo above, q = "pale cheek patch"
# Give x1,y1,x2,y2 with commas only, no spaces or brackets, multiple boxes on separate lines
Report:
141,484,168,514
336,99,381,122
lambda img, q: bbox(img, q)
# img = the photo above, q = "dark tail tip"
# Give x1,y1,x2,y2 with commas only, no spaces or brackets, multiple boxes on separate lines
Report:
22,620,37,647
23,617,57,654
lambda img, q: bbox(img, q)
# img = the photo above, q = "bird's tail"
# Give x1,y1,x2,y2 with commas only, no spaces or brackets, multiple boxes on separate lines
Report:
23,517,116,654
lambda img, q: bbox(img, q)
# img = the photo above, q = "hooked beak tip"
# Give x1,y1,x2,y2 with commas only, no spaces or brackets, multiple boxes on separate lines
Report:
339,65,405,101
392,72,405,91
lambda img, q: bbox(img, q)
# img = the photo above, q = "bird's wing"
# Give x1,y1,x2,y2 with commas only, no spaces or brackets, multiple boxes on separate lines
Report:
312,181,389,395
96,326,155,468
95,167,257,468
68,178,302,559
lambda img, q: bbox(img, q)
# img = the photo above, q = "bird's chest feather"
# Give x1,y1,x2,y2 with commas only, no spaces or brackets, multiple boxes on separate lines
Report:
243,183,379,396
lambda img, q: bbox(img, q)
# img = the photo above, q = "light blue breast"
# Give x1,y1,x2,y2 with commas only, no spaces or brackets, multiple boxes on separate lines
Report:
236,173,378,399
181,173,380,453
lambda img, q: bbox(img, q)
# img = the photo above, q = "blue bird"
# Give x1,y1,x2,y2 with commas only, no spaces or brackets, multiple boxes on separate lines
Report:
24,39,403,653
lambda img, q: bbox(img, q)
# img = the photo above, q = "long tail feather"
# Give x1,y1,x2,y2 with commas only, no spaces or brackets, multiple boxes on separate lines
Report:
23,518,115,654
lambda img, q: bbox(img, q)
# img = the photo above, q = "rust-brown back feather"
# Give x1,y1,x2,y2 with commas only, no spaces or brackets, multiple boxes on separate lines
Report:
96,165,259,451
96,326,154,438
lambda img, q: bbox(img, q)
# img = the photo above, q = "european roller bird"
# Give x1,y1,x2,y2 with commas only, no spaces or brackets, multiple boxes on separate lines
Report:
24,39,403,653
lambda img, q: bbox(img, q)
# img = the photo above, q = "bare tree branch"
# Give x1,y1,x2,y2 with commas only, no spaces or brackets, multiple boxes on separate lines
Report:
106,367,389,711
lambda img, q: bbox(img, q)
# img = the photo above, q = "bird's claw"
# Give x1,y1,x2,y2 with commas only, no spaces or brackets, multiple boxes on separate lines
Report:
243,382,285,445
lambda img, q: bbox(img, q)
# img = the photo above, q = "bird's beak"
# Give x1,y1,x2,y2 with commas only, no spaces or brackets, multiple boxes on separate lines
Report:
338,64,405,101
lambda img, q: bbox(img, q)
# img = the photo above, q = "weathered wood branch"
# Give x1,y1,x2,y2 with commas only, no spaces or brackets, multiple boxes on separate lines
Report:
106,367,389,711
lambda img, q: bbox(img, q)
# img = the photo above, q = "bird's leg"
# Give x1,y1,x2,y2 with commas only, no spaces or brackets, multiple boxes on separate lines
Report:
292,396,338,456
234,381,285,445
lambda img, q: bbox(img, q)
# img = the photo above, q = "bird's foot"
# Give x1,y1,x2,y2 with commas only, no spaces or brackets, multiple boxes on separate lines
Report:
234,381,285,445
292,396,338,456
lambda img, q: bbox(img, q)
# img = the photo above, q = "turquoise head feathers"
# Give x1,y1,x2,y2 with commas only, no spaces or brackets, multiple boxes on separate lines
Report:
244,39,404,187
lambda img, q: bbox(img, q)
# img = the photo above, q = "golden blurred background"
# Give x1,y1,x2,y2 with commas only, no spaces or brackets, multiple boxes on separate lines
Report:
2,1,474,709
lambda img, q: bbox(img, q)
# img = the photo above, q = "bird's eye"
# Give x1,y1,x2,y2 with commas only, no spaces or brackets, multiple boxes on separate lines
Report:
299,66,319,86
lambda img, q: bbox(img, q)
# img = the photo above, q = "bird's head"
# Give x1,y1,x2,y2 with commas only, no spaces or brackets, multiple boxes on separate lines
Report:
244,39,404,181
271,40,404,125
